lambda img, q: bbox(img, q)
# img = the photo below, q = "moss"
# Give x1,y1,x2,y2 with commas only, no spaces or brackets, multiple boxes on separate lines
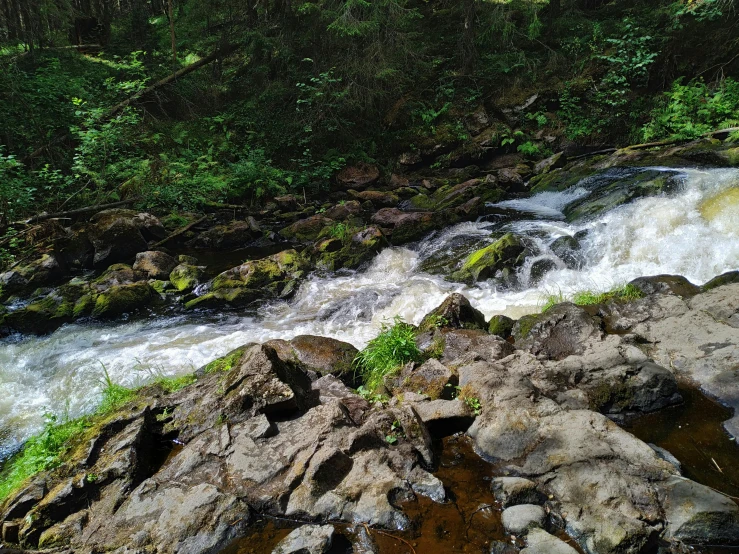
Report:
451,233,526,283
702,271,739,291
184,288,260,309
203,347,246,374
155,373,197,393
169,264,203,292
514,314,542,340
488,315,515,338
92,282,154,318
72,294,95,317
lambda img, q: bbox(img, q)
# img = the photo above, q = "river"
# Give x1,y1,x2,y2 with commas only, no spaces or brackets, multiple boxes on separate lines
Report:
1,166,738,461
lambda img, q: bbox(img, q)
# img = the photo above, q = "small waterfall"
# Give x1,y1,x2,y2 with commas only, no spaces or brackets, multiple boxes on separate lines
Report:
1,167,738,459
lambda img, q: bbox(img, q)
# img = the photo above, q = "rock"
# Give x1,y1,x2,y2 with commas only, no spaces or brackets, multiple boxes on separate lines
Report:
502,504,546,535
88,210,153,268
489,315,515,338
491,477,545,508
702,270,739,291
189,250,307,309
521,529,578,554
534,152,565,175
274,195,300,211
370,208,439,245
648,444,681,472
169,263,205,292
273,525,335,554
336,164,380,191
490,540,520,554
412,399,473,426
440,329,515,364
628,274,700,298
450,233,528,284
350,190,399,208
391,359,456,399
323,200,362,220
91,282,155,318
550,235,584,270
0,253,65,296
187,220,259,250
280,215,334,242
132,251,178,279
512,303,600,360
660,476,739,544
314,226,388,271
563,169,682,222
284,335,358,386
419,293,487,332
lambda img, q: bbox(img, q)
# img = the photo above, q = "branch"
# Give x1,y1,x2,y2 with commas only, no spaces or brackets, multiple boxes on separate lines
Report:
15,199,137,225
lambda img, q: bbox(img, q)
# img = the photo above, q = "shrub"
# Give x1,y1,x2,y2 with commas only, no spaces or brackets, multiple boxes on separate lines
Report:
642,78,739,141
354,316,422,391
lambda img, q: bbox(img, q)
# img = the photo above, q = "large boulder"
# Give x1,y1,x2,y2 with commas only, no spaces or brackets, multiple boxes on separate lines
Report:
370,208,439,245
419,293,487,331
335,164,380,191
0,253,65,297
0,343,441,553
132,251,178,280
266,335,359,386
280,215,334,242
186,250,308,309
88,210,160,268
450,233,528,285
187,219,260,250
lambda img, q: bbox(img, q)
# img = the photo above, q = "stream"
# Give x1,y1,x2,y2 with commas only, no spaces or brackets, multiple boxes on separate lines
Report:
1,166,739,515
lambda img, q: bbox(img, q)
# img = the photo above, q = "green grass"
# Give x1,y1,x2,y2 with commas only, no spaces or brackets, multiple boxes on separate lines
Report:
540,284,644,312
203,348,245,374
0,412,91,502
0,362,200,504
354,316,423,391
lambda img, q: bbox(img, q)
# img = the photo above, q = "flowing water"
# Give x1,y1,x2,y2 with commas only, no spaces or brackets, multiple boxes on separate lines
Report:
1,167,739,463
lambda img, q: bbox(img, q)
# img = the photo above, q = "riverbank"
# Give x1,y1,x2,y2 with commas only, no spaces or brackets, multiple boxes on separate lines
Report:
1,276,739,553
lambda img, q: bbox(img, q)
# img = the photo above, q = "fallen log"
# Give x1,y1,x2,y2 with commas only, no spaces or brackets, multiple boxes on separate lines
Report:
17,199,137,225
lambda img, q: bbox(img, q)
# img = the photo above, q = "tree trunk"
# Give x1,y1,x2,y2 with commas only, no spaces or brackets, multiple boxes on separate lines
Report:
168,0,176,62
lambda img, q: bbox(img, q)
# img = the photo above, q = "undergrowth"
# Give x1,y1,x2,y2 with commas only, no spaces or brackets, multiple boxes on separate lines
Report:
353,316,422,391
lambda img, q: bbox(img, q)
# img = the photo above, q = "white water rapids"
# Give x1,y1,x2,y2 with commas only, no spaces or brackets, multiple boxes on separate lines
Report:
1,167,738,458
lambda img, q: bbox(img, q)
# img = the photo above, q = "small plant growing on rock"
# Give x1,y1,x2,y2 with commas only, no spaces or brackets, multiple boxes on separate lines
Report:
354,316,422,391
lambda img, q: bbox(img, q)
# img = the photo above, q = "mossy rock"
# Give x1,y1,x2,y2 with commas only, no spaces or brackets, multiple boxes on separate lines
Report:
185,288,261,310
563,169,681,222
450,233,527,284
528,166,593,193
169,264,204,292
211,249,307,293
702,271,739,292
92,282,155,318
489,315,515,338
199,346,248,375
315,226,388,271
511,313,544,341
3,283,90,334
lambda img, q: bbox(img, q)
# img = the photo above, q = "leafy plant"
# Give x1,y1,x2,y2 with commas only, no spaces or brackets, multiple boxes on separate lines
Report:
354,316,423,391
642,78,739,141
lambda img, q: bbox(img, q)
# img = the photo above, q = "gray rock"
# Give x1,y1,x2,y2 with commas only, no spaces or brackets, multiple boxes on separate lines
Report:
273,525,335,554
391,359,455,399
660,476,739,544
490,541,520,554
648,444,681,472
491,477,544,508
419,293,487,331
521,529,578,554
132,251,178,280
413,399,472,424
502,504,546,535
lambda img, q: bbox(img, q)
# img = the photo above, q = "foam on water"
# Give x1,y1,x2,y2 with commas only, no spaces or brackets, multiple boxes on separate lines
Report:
1,167,738,458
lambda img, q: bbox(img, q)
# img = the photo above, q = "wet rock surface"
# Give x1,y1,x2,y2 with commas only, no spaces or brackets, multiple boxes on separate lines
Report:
3,285,739,554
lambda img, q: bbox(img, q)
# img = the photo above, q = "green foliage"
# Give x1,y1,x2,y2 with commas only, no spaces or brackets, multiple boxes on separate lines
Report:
642,78,739,141
462,395,482,416
0,364,138,502
0,411,91,502
328,222,350,241
355,385,389,405
540,284,644,312
155,374,197,393
354,316,422,391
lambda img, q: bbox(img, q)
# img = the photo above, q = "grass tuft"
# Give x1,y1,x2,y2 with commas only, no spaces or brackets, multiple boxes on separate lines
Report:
354,316,422,391
540,284,644,312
